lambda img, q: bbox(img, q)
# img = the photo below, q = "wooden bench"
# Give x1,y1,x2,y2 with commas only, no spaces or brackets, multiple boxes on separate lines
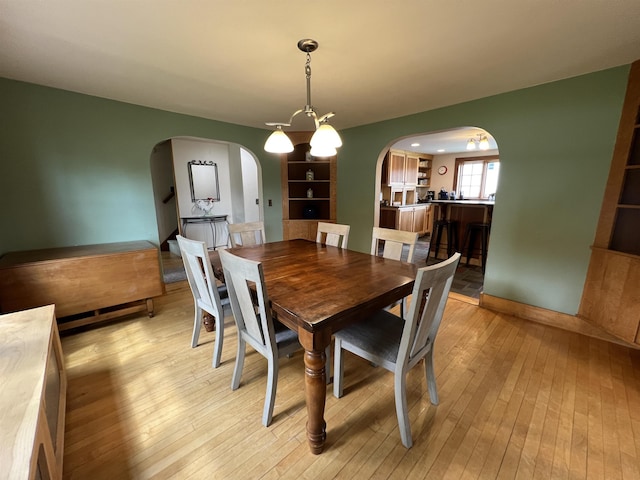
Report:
0,241,165,331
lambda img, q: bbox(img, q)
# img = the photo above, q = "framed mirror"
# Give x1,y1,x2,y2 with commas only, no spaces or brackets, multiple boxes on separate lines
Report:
188,160,220,202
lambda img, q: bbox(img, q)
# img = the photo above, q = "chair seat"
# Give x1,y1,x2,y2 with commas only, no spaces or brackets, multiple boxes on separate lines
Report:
273,319,301,353
334,310,403,367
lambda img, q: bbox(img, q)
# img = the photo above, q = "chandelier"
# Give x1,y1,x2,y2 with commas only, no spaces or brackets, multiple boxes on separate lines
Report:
466,133,490,151
264,39,342,157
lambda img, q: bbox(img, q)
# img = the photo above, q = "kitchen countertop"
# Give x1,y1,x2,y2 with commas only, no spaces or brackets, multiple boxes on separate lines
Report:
380,203,431,209
381,199,494,208
429,199,495,206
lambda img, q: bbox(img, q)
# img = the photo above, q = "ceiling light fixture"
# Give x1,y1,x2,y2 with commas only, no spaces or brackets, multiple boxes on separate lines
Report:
466,133,490,151
264,39,342,157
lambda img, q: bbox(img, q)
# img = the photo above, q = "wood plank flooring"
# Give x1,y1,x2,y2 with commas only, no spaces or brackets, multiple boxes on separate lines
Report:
60,288,640,479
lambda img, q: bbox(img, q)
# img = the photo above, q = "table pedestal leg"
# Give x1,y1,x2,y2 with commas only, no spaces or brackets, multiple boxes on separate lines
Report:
298,329,329,454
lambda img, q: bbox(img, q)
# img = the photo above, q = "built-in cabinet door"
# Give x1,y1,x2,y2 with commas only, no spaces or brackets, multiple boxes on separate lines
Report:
424,206,433,233
388,151,407,185
396,206,428,233
413,206,426,233
398,208,414,231
283,220,319,242
404,154,419,185
385,150,419,186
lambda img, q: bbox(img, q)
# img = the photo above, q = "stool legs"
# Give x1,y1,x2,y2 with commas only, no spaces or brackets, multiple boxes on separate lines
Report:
462,223,489,273
431,220,458,260
433,222,444,259
446,222,458,258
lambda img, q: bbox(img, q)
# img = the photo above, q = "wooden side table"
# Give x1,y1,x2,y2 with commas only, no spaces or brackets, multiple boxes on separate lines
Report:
0,241,164,330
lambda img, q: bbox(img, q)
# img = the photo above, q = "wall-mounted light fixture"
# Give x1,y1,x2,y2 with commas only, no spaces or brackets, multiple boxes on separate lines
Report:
264,39,342,157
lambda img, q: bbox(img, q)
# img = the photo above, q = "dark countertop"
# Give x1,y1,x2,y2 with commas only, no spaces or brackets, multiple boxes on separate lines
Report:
429,199,495,206
380,203,432,209
381,200,494,209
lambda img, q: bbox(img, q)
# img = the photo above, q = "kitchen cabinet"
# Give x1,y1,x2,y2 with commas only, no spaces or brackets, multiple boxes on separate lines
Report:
0,305,66,480
281,132,337,241
382,149,423,206
380,204,430,234
390,186,416,206
383,149,419,186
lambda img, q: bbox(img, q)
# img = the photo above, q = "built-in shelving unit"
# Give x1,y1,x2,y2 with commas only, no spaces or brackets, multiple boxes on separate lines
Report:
579,59,640,346
417,155,433,191
281,132,337,241
609,105,640,255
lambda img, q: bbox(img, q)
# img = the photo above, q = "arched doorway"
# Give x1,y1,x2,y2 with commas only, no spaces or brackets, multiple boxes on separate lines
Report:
374,127,500,302
150,136,264,281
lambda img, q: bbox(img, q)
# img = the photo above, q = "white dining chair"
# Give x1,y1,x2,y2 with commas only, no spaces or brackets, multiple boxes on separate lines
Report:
218,249,302,427
333,252,461,448
371,226,419,262
176,235,232,368
316,222,351,249
227,221,266,247
371,226,420,318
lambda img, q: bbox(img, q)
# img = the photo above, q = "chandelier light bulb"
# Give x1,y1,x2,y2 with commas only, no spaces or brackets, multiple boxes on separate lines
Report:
466,138,476,150
264,127,294,153
479,135,490,150
310,123,342,149
310,144,337,157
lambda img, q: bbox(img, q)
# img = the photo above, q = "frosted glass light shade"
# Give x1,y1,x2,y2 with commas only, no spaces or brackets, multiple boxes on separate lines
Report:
310,123,342,148
264,129,294,153
310,144,337,157
479,136,490,150
466,138,476,150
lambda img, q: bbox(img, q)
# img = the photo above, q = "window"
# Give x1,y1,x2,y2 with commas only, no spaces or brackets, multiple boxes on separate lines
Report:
454,155,500,199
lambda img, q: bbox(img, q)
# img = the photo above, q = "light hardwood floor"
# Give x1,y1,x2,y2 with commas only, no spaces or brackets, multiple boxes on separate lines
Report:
61,286,640,479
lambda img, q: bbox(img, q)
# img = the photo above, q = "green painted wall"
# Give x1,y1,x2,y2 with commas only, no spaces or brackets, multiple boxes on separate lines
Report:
0,78,283,252
0,65,631,316
337,65,630,315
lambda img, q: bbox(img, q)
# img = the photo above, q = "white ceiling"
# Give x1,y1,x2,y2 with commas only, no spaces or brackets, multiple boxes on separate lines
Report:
391,128,497,155
2,1,640,153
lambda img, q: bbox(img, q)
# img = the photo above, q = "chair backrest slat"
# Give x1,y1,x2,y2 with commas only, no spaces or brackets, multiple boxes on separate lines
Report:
218,249,275,355
228,221,266,247
398,252,460,370
177,235,223,317
371,227,419,263
316,222,350,249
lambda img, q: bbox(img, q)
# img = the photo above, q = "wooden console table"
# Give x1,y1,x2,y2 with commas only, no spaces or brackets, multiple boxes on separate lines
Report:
0,241,164,331
181,214,228,249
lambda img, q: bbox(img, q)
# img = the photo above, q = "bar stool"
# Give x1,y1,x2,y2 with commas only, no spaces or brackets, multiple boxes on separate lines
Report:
430,219,458,260
462,222,490,273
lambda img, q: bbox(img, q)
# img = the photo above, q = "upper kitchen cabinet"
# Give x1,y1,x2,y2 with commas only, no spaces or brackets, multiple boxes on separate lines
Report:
382,150,419,186
281,132,337,241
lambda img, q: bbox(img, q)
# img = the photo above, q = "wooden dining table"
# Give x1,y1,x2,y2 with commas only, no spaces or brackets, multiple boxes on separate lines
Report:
212,239,417,454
